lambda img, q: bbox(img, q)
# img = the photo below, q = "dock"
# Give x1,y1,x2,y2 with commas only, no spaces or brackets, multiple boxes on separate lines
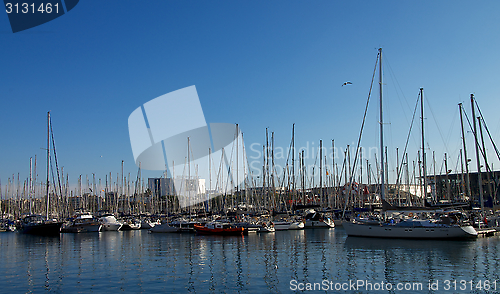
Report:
476,228,497,237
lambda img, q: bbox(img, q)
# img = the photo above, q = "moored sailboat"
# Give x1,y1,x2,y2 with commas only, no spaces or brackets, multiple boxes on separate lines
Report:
20,214,62,235
194,222,244,235
304,210,335,228
20,112,63,235
342,49,477,240
61,213,101,233
99,214,123,231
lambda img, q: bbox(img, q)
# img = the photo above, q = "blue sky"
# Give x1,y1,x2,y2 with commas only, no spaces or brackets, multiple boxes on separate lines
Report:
1,1,500,194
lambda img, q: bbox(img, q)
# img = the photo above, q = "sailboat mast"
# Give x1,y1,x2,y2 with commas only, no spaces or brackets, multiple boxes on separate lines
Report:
319,139,322,204
420,88,427,202
471,94,484,211
459,102,471,200
378,48,385,200
292,124,295,200
46,111,50,220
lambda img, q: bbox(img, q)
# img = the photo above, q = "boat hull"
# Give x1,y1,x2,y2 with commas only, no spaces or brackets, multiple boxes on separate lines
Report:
194,224,244,235
61,224,101,233
343,221,478,239
21,222,62,235
149,223,180,233
273,221,304,231
304,219,335,228
99,216,123,231
101,223,122,231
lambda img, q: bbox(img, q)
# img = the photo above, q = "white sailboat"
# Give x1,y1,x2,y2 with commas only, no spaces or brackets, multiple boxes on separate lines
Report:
342,49,477,239
99,214,123,231
272,219,304,231
304,210,335,228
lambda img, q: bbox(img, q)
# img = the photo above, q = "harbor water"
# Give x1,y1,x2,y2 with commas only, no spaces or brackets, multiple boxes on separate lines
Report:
0,228,499,293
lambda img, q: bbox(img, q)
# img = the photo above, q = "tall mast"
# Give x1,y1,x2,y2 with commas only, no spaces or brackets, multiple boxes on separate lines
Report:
478,116,493,203
46,111,50,220
292,124,295,199
319,139,323,204
236,124,239,197
378,48,385,200
459,103,471,200
30,157,33,214
332,139,335,207
471,94,484,211
420,88,427,201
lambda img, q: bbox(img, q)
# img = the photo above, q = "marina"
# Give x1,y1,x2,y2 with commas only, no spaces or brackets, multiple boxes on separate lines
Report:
3,1,500,292
1,227,500,293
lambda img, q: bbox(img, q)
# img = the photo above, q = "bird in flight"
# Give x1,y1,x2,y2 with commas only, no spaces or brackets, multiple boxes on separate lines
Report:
342,81,352,87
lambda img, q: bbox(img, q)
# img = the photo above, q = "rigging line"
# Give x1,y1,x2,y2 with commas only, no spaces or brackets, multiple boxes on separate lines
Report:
445,107,459,149
439,154,445,175
474,99,500,161
462,108,495,175
481,117,500,162
395,90,420,187
347,51,379,183
454,152,461,174
342,51,379,217
424,94,451,156
278,131,294,191
384,54,412,114
385,55,420,150
49,118,63,198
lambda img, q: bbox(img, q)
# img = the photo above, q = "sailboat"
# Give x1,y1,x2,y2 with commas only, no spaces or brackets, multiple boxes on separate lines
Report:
61,212,102,233
20,112,63,235
194,221,245,235
304,209,335,228
342,49,477,239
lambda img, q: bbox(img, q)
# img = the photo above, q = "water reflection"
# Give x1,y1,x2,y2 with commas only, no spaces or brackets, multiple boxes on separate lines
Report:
1,229,499,293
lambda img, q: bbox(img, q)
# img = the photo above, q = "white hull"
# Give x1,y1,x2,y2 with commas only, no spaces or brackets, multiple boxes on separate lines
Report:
140,219,161,229
273,221,304,231
101,223,122,231
84,224,102,232
99,215,123,231
305,219,335,228
257,226,275,233
343,221,478,239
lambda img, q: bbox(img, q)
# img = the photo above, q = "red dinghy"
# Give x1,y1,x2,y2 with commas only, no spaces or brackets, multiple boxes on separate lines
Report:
194,222,244,235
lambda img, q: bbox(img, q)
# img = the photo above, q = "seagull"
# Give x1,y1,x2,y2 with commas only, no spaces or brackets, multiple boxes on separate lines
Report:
342,81,352,87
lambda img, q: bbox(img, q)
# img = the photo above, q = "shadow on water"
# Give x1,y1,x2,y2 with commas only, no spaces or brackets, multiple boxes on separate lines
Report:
2,228,500,293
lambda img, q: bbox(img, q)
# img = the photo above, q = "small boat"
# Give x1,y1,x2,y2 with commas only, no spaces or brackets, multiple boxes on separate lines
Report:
19,215,62,235
120,218,141,231
99,214,123,231
170,219,199,233
235,222,260,234
149,223,180,233
304,210,335,228
256,221,275,233
272,220,305,231
140,218,160,229
194,222,244,235
61,213,102,233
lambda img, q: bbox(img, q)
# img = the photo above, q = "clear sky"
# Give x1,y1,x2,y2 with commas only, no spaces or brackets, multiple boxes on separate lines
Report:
1,1,500,195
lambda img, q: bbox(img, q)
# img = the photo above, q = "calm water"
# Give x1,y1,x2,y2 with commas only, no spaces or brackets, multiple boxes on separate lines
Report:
1,228,499,293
